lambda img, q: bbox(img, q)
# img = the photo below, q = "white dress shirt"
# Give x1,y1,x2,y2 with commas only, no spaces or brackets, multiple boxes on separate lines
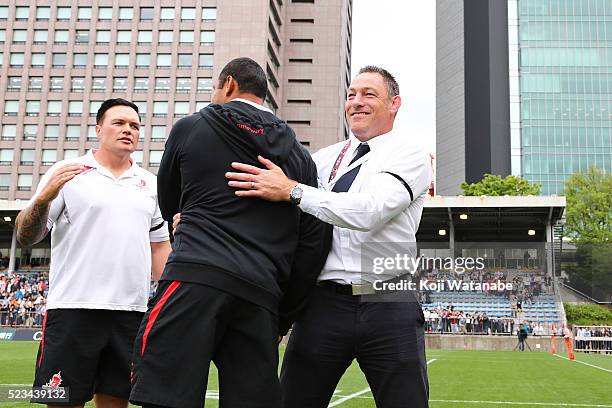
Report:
298,130,431,284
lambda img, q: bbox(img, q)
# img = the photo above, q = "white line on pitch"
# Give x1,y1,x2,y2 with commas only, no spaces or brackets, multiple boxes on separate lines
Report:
327,358,438,407
553,354,612,373
429,399,612,407
328,388,371,407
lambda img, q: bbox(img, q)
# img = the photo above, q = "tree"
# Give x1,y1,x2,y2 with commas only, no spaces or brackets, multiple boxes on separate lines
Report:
460,174,541,196
562,166,612,303
563,166,612,244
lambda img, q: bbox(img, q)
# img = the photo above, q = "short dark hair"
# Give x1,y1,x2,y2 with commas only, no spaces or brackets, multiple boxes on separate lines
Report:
358,66,399,99
96,98,140,124
217,57,267,100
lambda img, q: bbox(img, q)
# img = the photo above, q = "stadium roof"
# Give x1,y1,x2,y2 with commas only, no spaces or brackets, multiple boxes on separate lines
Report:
418,195,566,242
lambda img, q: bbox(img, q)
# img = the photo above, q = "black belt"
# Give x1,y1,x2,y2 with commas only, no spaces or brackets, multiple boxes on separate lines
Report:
317,274,415,296
317,280,355,295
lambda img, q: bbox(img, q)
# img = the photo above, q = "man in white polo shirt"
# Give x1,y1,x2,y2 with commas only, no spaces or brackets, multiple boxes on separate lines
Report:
15,98,171,408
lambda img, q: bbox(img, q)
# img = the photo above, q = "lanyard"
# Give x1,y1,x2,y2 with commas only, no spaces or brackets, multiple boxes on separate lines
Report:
328,140,352,183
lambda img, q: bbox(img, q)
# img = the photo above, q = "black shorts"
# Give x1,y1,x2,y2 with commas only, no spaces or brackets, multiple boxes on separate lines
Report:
130,280,280,408
32,309,144,405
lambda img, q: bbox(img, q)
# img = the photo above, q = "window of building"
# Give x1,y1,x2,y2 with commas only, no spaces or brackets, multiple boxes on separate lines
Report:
138,30,152,44
200,31,215,44
33,30,48,44
12,30,27,44
134,101,147,117
36,6,50,20
0,6,8,20
49,77,64,91
0,29,5,43
64,150,79,160
160,7,174,21
131,151,143,164
26,101,40,116
15,7,29,20
57,7,71,20
78,7,92,20
179,31,194,43
113,77,128,91
140,7,154,21
159,31,173,44
119,7,133,20
151,126,167,141
20,150,35,165
94,53,108,68
149,151,163,166
136,54,150,68
96,30,111,44
0,174,10,190
195,102,209,111
0,149,14,165
134,77,149,92
52,53,67,67
47,101,62,116
31,53,45,67
92,77,107,92
1,125,16,141
181,8,196,20
117,30,132,44
90,101,102,117
73,53,88,67
68,101,83,116
155,77,171,92
98,7,112,21
75,30,89,43
157,54,171,68
42,150,57,165
178,54,192,68
18,174,33,191
44,125,59,141
0,52,3,67
4,101,19,116
71,77,85,92
174,102,190,117
28,77,43,91
202,8,217,20
55,30,69,44
87,125,97,141
153,102,168,117
7,77,21,91
197,78,213,92
65,125,81,141
23,125,38,140
115,54,130,67
199,54,213,67
176,77,192,93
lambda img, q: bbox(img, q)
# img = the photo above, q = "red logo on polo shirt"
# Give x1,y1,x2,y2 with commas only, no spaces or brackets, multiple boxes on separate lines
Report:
136,179,147,189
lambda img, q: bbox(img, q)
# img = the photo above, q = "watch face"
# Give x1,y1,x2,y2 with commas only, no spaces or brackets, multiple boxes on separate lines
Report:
291,186,303,203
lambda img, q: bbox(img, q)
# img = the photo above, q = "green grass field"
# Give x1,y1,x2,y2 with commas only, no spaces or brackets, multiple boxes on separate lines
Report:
0,341,611,407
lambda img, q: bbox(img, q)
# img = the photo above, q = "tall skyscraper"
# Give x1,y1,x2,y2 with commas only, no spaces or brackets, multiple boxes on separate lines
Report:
510,0,612,195
437,0,611,196
0,0,352,201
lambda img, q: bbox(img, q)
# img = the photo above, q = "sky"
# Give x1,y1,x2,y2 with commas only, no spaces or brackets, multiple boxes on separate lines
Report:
351,0,436,154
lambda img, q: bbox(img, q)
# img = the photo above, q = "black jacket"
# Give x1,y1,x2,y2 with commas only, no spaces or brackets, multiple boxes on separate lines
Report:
157,100,331,334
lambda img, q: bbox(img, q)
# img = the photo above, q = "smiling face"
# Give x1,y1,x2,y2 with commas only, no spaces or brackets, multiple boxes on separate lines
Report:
345,72,401,142
96,105,141,156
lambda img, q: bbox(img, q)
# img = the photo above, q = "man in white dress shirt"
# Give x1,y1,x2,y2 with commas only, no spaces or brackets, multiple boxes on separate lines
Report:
226,66,432,407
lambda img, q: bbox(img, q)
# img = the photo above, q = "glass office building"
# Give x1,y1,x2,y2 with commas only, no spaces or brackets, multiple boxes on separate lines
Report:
509,0,612,195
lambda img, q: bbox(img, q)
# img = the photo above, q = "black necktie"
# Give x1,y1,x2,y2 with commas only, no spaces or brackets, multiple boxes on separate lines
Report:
332,143,370,192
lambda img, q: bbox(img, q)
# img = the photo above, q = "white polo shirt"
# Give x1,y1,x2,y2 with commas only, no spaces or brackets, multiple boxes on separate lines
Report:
28,150,169,312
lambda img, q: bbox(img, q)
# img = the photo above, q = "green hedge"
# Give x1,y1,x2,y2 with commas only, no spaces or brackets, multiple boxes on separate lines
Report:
564,303,612,326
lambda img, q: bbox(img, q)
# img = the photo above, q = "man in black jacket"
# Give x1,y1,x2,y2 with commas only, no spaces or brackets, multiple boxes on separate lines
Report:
129,57,330,408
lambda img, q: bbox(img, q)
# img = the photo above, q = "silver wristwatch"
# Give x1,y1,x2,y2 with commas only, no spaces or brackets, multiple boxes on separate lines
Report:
289,185,303,205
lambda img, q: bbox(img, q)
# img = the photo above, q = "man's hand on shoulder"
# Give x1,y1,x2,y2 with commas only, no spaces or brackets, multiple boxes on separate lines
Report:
225,156,297,202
